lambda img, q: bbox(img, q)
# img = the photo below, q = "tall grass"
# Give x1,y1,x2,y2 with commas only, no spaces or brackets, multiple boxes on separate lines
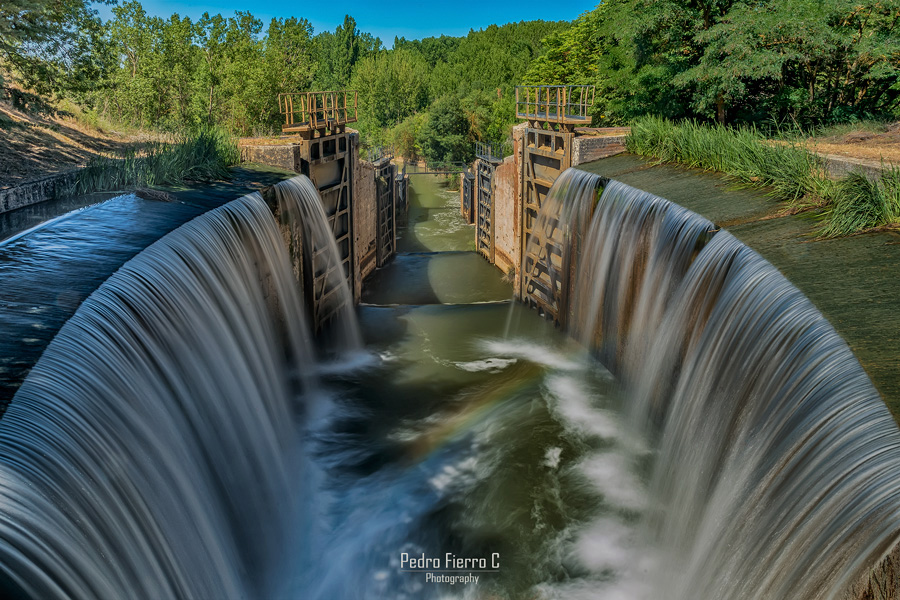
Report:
626,116,822,202
626,116,900,237
74,128,240,195
821,166,900,237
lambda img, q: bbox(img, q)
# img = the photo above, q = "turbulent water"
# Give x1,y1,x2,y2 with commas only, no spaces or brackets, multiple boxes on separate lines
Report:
1,168,898,600
270,177,361,351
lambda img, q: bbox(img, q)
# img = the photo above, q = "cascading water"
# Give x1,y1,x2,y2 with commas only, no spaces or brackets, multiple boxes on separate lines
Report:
2,162,898,600
552,171,900,599
0,176,351,599
270,177,362,352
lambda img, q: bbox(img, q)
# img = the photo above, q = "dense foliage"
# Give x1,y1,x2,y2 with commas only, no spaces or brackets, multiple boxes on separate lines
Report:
526,0,900,126
0,0,110,96
2,0,898,166
1,1,564,163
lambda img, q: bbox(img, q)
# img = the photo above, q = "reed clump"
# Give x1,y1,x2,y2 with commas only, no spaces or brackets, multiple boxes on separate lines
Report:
74,128,240,195
821,166,900,237
626,116,900,237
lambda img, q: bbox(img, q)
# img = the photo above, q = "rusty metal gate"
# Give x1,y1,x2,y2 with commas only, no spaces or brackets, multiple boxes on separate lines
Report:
476,159,495,262
374,158,396,267
519,127,574,324
515,85,593,325
461,172,475,224
297,132,354,331
475,142,503,263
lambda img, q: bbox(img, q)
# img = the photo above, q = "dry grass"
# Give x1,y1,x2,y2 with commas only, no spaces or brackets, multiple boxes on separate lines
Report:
0,88,164,188
801,122,900,165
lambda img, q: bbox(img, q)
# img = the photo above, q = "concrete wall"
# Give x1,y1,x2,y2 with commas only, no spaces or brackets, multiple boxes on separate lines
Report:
0,171,77,215
353,160,378,298
240,143,301,172
823,153,890,181
572,135,627,166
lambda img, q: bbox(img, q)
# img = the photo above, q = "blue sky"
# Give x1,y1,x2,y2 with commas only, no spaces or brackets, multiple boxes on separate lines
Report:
94,0,597,47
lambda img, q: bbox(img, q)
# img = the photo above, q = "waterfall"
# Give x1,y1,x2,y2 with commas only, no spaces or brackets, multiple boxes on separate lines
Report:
0,177,345,600
271,177,361,352
520,168,598,325
561,172,900,599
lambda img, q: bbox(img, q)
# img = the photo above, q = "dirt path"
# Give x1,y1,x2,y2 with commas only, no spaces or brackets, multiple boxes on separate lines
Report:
804,122,900,167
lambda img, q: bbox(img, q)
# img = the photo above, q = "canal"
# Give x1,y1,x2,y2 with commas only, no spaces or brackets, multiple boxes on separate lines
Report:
300,173,651,598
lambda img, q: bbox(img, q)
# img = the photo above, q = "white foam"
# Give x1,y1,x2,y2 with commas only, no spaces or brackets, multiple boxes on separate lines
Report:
479,339,586,371
545,373,619,440
544,446,563,469
453,357,518,373
429,456,480,493
572,518,635,572
577,453,647,511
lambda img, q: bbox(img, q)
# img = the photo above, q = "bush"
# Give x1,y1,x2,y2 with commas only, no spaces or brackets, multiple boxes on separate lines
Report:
626,116,821,202
821,166,900,237
74,128,240,195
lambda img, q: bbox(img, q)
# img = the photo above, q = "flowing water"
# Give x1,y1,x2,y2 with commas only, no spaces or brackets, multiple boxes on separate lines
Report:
0,169,898,600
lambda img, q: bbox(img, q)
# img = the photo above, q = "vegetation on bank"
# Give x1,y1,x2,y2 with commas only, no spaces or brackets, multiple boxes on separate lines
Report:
3,0,900,238
627,117,900,237
2,0,564,167
74,128,240,195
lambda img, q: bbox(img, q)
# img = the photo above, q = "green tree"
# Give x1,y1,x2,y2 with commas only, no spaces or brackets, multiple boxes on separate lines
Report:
314,15,380,91
419,95,471,164
1,0,111,96
195,12,228,125
260,17,317,130
105,1,164,125
353,48,428,138
681,0,900,123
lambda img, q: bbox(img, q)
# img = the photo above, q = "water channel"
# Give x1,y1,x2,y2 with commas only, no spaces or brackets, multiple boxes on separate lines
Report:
0,165,898,600
316,173,645,598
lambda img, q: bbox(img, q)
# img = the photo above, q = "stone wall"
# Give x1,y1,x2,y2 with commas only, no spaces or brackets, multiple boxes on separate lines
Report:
0,171,78,215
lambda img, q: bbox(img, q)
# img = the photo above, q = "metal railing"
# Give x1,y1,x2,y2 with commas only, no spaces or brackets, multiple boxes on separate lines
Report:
475,141,503,162
405,161,468,175
278,90,358,132
366,145,394,163
515,85,595,125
